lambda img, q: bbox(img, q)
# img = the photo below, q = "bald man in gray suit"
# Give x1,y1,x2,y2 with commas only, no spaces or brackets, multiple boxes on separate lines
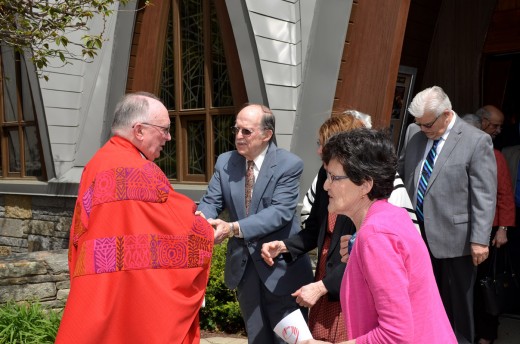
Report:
198,104,313,344
398,86,497,344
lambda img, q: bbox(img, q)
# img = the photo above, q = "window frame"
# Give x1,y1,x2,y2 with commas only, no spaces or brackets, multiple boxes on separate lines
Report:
0,46,49,180
126,0,246,183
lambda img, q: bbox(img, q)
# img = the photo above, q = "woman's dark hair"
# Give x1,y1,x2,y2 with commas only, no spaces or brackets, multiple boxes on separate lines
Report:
322,128,397,200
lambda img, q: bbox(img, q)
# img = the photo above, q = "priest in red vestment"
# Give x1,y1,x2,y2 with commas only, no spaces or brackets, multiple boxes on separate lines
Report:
56,92,214,344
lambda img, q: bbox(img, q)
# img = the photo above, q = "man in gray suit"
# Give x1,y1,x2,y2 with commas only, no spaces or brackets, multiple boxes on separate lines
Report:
398,86,497,344
198,104,313,343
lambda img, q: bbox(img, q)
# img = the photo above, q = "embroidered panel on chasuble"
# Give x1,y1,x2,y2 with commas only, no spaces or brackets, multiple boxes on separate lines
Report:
71,162,212,278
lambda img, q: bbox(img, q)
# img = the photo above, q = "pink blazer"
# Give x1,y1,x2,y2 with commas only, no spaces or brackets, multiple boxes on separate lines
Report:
340,200,456,343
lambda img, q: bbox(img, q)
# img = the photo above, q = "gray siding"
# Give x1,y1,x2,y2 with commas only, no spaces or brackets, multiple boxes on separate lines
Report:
291,0,352,193
41,3,121,179
245,0,302,150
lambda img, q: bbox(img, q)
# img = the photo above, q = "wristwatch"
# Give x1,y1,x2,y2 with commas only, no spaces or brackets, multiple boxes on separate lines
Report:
498,226,508,231
228,222,235,238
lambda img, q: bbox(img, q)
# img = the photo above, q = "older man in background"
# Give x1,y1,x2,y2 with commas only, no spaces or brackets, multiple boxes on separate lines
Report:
398,86,497,344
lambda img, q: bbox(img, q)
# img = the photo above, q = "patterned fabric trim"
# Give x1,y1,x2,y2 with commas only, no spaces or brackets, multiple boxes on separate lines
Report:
73,232,213,277
82,162,171,222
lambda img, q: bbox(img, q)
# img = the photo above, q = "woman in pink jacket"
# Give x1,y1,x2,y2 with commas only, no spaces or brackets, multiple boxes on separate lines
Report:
303,129,455,344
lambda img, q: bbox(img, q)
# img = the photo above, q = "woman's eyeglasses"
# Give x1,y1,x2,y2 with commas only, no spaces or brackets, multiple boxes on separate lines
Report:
326,171,350,183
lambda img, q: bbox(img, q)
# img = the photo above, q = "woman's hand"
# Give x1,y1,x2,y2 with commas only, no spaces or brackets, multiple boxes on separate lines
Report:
291,281,328,308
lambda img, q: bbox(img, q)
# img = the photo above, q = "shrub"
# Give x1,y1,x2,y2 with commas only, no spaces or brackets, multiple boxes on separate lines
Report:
0,300,62,343
199,240,246,334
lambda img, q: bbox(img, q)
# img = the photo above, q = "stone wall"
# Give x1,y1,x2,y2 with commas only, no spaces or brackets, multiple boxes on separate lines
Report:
0,194,315,311
0,194,74,309
0,249,69,310
0,194,75,257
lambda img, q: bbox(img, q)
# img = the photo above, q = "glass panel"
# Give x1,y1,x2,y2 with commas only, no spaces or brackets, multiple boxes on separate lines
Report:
187,119,205,174
213,115,235,161
20,55,35,121
160,8,175,110
1,46,18,122
181,0,205,109
156,119,177,179
210,3,233,108
7,128,20,173
24,126,42,176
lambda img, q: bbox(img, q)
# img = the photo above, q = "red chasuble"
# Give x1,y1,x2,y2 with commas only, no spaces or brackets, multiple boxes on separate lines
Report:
56,136,214,344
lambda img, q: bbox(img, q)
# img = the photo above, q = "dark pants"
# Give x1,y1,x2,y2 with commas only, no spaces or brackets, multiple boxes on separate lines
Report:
474,228,501,341
420,222,476,344
236,259,308,344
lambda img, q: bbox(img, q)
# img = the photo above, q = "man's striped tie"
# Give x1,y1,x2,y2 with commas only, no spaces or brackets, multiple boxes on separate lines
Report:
416,139,440,221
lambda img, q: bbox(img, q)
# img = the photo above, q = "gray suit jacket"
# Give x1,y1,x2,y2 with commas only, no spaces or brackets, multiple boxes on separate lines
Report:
398,116,497,258
198,142,313,295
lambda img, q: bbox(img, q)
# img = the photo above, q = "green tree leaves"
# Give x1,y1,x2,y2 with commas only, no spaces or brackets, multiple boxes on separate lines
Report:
0,0,149,79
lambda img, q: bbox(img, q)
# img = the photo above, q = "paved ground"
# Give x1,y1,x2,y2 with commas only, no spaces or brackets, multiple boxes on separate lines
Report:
199,314,520,344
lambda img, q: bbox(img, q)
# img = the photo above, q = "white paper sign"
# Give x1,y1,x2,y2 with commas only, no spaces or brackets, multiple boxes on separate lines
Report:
273,309,313,343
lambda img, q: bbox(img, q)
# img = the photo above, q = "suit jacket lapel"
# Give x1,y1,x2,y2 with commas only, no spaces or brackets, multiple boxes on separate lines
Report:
426,117,463,191
229,152,247,219
328,215,346,256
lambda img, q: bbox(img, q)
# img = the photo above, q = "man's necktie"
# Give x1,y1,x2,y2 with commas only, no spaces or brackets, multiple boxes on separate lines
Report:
245,160,255,215
416,139,440,221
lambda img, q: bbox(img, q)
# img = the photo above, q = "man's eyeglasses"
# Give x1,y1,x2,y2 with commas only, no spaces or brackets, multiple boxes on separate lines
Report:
415,115,441,129
139,122,171,136
231,126,256,137
326,171,350,183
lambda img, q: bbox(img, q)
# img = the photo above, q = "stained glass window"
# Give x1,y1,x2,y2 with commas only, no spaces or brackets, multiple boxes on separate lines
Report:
156,0,238,182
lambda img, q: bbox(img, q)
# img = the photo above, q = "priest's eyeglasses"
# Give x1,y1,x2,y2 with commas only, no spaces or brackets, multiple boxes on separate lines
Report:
138,122,171,136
